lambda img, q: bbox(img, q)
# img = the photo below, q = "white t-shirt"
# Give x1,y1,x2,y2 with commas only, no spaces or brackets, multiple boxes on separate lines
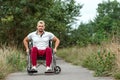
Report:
27,31,55,50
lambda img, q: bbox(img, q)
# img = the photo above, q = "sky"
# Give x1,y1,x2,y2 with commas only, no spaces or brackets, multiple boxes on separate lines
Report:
73,0,120,28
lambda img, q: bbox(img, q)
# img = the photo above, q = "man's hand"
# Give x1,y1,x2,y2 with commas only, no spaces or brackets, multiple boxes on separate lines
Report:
23,36,30,54
53,48,57,53
52,36,60,53
26,49,29,54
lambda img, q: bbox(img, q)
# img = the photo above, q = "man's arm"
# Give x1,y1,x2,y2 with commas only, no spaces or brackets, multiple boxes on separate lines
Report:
52,36,60,52
23,36,29,53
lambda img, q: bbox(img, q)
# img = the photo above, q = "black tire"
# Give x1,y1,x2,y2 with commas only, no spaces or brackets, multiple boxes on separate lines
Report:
54,66,61,74
27,67,33,75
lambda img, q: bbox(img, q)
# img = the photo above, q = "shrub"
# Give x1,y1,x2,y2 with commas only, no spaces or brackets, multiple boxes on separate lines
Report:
82,49,115,76
0,45,26,79
6,52,26,72
114,73,120,80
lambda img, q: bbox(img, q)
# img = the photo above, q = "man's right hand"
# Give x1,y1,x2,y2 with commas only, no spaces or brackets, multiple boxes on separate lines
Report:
26,49,29,54
23,36,30,54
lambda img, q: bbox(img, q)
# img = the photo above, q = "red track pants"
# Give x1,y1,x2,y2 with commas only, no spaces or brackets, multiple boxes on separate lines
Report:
30,47,52,67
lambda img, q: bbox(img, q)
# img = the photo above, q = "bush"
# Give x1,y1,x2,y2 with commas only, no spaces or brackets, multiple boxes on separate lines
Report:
6,52,26,71
114,72,120,80
82,49,115,76
0,46,26,79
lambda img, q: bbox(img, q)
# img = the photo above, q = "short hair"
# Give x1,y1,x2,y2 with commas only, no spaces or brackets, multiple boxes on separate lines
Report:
37,20,45,26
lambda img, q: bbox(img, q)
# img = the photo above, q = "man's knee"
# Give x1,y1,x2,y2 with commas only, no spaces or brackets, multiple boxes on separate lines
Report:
32,47,37,50
46,47,52,53
31,47,38,53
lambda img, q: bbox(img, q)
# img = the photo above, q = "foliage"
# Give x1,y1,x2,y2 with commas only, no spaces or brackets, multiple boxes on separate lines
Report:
93,0,120,43
57,46,116,76
69,21,95,46
1,0,120,47
57,47,85,65
114,72,120,80
69,0,120,46
57,44,118,78
0,45,26,79
6,52,26,71
0,0,82,47
82,49,115,76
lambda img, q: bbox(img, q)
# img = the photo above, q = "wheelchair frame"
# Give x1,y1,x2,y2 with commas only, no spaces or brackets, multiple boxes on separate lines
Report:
27,40,61,74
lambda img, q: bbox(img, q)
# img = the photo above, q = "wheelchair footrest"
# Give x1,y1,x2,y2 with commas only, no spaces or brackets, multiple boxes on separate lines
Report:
45,71,54,74
28,69,38,73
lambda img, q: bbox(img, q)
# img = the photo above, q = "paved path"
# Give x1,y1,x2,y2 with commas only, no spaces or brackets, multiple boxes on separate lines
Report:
6,59,114,80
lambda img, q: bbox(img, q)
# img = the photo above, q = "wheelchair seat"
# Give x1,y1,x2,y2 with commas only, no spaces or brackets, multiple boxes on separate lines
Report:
37,56,46,60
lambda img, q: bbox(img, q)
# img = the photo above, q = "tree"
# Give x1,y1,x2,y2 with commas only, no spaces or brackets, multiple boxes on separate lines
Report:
69,0,120,46
0,0,82,47
68,21,94,46
93,0,120,43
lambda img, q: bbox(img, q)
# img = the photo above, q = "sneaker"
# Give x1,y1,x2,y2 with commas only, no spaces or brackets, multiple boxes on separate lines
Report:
46,66,52,72
31,66,37,72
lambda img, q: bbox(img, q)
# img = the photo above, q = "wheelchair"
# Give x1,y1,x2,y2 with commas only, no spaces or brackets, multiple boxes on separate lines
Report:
27,40,61,75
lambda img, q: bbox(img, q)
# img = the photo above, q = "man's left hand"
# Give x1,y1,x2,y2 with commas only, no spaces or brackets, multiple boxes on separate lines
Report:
53,48,57,53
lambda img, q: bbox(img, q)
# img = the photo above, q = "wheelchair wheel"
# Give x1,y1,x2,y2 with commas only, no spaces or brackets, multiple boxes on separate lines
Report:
54,66,61,74
27,67,33,75
27,66,31,72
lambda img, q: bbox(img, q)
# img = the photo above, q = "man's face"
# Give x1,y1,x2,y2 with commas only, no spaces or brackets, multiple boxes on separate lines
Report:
37,24,45,32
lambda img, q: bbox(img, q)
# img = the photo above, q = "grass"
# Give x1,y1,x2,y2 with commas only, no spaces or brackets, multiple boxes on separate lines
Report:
57,45,98,65
0,45,26,80
82,49,115,76
57,42,120,80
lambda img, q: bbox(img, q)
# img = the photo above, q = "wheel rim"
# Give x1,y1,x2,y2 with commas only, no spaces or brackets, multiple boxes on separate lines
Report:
54,66,61,74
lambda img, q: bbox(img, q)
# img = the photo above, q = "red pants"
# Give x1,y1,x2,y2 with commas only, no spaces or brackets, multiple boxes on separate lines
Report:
31,47,52,67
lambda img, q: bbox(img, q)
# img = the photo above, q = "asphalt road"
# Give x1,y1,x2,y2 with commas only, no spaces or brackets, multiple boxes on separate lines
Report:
6,58,114,80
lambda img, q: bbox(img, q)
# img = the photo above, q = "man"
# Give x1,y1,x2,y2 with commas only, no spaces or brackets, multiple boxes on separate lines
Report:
23,20,60,72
